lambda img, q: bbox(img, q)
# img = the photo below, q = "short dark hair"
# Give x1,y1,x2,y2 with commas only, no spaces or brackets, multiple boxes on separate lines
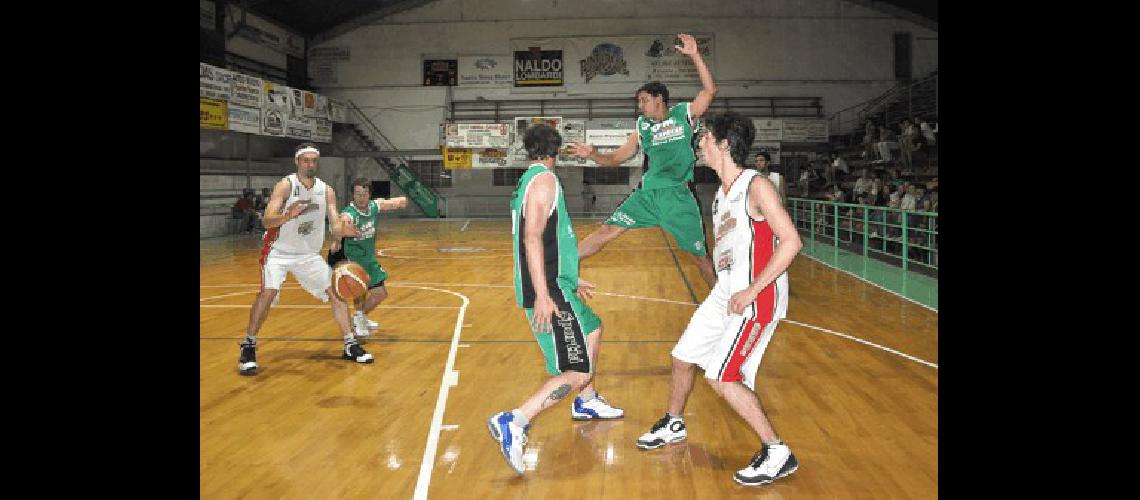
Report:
756,151,771,162
523,124,562,160
351,178,371,193
636,81,669,105
702,112,755,167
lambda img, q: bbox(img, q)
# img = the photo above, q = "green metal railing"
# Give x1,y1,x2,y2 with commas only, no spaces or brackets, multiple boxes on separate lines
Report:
788,198,938,310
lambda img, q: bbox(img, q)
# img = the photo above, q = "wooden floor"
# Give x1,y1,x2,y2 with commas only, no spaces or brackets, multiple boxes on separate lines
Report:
200,219,938,499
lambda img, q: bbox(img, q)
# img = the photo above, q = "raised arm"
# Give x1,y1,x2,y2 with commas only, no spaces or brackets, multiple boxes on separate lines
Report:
569,131,638,167
676,33,717,119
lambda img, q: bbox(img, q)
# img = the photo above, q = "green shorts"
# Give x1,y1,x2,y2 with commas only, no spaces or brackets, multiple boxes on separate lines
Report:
606,183,708,256
347,255,388,288
524,287,601,375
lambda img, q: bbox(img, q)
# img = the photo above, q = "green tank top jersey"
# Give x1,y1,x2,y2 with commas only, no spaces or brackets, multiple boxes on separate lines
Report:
511,164,579,308
341,200,379,261
637,102,696,189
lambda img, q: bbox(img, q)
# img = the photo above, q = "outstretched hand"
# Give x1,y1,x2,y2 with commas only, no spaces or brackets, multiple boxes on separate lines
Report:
675,33,699,56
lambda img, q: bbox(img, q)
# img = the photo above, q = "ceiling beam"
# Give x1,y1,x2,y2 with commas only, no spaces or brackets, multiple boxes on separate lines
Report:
311,0,443,45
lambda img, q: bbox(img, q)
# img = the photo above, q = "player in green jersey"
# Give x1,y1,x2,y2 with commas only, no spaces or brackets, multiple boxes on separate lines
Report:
570,33,719,288
327,178,408,337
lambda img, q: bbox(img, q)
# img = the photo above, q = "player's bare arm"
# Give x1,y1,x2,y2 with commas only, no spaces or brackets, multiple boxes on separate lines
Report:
677,33,718,119
376,196,409,211
569,131,638,167
327,187,360,238
728,177,803,315
260,178,302,229
523,173,560,334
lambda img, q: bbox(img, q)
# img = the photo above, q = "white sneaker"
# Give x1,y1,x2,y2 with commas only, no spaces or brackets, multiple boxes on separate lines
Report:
487,411,528,474
571,394,624,420
352,314,370,338
365,317,379,329
636,414,687,450
734,442,799,486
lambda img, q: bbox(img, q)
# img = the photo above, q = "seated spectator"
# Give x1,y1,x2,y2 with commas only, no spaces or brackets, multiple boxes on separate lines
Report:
919,117,937,146
232,191,257,234
877,125,899,164
826,184,847,203
832,152,849,177
852,169,873,198
798,167,817,197
900,184,918,212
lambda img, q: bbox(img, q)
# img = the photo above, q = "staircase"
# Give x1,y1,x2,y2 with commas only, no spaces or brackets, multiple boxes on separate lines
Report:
335,101,443,218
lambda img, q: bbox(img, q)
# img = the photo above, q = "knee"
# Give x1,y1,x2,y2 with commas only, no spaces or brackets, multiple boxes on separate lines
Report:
672,357,695,372
704,377,728,396
256,289,278,303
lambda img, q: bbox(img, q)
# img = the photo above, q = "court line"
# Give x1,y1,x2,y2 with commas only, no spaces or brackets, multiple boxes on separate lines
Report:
797,252,938,313
200,290,259,302
200,305,459,309
658,228,699,304
460,220,470,232
412,285,469,500
198,337,678,343
782,319,937,369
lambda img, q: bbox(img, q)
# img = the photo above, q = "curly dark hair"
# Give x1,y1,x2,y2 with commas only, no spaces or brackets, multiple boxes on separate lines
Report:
523,124,562,160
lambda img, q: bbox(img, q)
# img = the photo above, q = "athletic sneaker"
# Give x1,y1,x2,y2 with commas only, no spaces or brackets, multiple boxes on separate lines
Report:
343,341,374,363
487,411,528,474
636,414,687,450
352,314,371,338
571,394,624,420
238,341,257,376
733,442,799,486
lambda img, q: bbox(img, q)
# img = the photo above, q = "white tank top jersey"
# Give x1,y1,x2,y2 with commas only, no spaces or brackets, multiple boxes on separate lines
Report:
265,173,328,255
711,169,789,321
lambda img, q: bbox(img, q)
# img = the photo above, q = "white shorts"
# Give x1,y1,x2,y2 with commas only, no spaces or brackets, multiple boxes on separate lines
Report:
260,249,332,302
671,280,781,391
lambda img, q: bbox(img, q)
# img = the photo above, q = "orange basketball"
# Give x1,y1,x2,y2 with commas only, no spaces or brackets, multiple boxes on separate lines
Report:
333,262,370,301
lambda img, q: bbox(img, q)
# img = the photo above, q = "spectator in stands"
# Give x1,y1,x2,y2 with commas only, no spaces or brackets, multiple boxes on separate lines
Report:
877,125,898,164
919,116,937,147
832,152,850,177
925,189,938,212
798,166,817,198
863,119,878,161
900,183,917,212
900,119,918,171
826,184,846,203
232,190,257,234
253,188,270,231
581,180,596,215
755,152,786,204
852,169,873,199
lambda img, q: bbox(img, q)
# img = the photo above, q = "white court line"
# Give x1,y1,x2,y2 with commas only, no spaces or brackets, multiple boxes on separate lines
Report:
200,304,458,309
412,285,470,500
460,220,470,232
782,319,938,369
798,252,938,313
200,290,259,301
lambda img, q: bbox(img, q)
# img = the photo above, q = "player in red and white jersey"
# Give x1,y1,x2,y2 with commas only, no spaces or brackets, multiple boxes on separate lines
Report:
635,113,803,487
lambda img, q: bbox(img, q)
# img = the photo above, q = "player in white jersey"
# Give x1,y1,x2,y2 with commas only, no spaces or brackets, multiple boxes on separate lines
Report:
238,143,373,376
635,113,804,487
754,151,785,205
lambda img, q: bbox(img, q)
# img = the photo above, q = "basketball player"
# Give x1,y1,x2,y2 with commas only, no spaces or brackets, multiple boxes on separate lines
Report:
488,124,623,474
634,113,803,486
569,33,718,287
327,178,408,337
238,143,373,376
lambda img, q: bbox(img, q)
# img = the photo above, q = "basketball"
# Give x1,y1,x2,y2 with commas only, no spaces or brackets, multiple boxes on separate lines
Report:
333,261,370,301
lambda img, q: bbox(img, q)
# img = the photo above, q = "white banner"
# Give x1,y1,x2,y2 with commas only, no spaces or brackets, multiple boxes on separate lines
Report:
585,119,642,167
781,118,829,142
756,142,782,166
314,95,329,119
509,117,562,164
512,34,715,94
229,72,263,109
261,82,289,136
228,105,261,134
286,116,314,140
312,118,332,143
753,119,783,142
559,120,587,166
458,55,514,87
288,88,306,120
446,122,512,149
199,63,232,101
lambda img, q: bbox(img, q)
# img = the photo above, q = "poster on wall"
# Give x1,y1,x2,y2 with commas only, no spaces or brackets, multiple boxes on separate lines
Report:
288,88,306,119
311,118,332,143
509,117,562,164
445,122,511,149
286,116,314,140
200,97,228,130
229,72,263,109
756,141,782,166
512,44,564,88
228,105,260,134
458,56,513,87
423,59,458,86
558,119,587,166
780,118,829,142
313,94,329,119
753,119,783,142
328,98,349,123
261,81,289,136
443,147,473,169
199,63,232,101
584,118,642,167
474,148,509,167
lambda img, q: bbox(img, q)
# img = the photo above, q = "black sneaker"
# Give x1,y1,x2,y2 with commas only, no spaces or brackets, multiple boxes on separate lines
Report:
343,341,374,363
238,341,258,375
733,442,798,486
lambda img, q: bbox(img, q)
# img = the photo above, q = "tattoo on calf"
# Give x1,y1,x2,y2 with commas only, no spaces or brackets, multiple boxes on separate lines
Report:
548,383,571,402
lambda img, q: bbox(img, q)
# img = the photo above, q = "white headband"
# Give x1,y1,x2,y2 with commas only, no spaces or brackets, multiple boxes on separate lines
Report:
295,146,320,158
